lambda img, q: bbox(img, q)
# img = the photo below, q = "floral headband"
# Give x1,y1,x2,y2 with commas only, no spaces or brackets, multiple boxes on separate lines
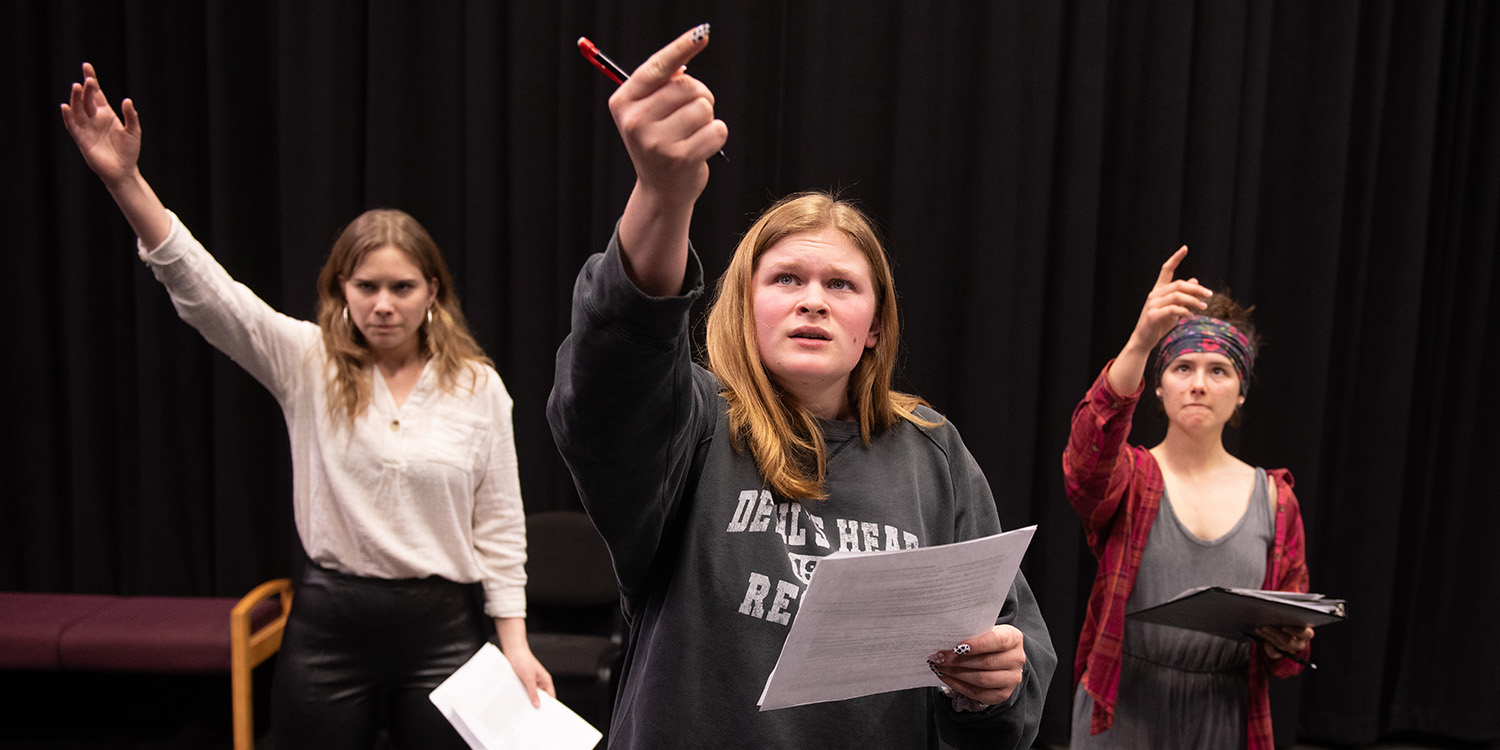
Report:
1155,316,1255,396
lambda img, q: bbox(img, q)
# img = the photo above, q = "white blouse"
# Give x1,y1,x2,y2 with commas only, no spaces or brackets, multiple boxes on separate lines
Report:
139,212,526,618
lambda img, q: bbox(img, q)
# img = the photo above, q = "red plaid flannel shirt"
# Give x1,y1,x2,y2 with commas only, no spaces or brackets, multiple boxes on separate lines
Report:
1062,362,1310,750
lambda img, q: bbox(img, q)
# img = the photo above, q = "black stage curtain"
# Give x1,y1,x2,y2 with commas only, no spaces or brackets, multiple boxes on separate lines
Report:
4,1,1497,745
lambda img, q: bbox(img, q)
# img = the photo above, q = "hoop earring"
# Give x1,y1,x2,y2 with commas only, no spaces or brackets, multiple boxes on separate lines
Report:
426,307,434,326
342,306,350,324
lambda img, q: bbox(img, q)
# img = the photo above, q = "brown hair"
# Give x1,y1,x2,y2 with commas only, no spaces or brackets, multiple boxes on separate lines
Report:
704,192,937,501
1200,292,1259,353
314,208,491,424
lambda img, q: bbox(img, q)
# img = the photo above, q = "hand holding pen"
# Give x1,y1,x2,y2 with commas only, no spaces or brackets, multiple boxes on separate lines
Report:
586,25,728,296
580,25,729,186
1248,624,1317,669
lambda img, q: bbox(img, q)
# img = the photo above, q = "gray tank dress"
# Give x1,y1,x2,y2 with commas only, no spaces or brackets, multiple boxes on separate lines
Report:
1070,467,1274,750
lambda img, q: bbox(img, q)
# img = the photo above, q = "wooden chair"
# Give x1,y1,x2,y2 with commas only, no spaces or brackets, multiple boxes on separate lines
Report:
231,578,294,750
0,577,293,750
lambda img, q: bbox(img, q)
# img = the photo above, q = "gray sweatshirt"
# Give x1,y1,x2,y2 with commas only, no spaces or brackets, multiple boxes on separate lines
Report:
547,233,1055,749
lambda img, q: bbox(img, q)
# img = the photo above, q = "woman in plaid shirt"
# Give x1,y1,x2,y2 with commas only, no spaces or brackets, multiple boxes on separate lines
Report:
1063,247,1313,750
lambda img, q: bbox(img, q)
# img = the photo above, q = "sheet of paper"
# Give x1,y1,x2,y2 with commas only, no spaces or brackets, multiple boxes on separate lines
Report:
757,525,1036,711
429,642,603,750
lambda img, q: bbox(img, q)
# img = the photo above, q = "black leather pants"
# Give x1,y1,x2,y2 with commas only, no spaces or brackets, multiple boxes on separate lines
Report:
269,563,489,750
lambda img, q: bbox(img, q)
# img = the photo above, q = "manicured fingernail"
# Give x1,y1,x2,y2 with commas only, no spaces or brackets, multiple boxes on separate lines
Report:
691,23,710,43
927,660,944,677
928,652,947,665
953,644,971,656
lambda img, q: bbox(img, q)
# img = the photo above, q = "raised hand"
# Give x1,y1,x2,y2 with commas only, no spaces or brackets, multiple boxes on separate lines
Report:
1127,246,1213,352
609,24,727,208
611,25,729,296
58,62,170,247
1106,246,1213,395
60,62,142,187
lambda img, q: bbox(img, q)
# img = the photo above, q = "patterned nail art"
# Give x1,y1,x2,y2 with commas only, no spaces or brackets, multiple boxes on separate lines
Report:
953,644,971,656
691,23,710,43
927,660,944,677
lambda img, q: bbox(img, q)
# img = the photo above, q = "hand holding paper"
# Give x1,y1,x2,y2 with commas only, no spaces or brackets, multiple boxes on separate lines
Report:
757,526,1036,711
429,642,603,750
928,623,1028,706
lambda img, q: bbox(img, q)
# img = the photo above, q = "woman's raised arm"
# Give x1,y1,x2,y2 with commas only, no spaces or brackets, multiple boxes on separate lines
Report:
60,62,171,249
609,25,727,297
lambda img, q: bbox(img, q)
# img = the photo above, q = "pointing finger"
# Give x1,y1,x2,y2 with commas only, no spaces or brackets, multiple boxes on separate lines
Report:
1156,245,1189,286
622,24,711,97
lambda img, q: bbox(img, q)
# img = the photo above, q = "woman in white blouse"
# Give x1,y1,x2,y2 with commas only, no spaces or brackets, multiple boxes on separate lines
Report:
61,63,552,749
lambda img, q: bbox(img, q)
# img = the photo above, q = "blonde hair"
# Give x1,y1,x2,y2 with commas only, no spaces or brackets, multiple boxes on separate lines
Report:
704,192,937,501
314,208,492,424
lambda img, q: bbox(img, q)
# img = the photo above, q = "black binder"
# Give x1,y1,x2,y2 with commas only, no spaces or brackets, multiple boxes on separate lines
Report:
1126,586,1347,640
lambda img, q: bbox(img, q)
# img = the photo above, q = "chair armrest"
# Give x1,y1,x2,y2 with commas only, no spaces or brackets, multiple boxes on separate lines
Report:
231,578,292,672
230,578,292,750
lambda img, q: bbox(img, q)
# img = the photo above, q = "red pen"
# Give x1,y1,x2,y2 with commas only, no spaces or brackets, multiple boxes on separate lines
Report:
577,37,628,85
577,36,729,163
